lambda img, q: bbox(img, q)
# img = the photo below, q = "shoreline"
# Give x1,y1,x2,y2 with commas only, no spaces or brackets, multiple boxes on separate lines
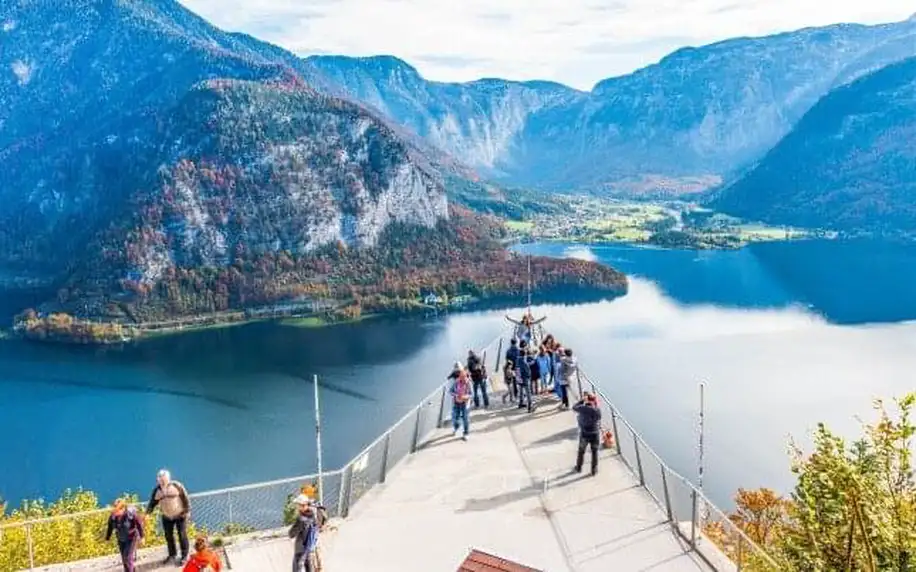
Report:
6,285,626,346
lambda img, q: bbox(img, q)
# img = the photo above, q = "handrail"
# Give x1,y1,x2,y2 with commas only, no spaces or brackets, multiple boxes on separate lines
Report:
339,329,506,475
577,368,782,570
0,327,510,534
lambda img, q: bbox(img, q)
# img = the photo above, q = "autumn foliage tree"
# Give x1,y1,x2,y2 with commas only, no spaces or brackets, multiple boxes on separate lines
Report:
711,393,916,571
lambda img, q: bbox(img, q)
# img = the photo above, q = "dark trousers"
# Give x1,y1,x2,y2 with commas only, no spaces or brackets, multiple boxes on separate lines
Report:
559,384,570,408
576,432,600,474
293,550,316,572
118,538,138,572
162,515,189,559
472,379,489,408
518,378,532,412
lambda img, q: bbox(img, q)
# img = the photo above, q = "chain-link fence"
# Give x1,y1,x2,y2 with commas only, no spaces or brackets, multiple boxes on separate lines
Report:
0,330,507,571
578,370,781,571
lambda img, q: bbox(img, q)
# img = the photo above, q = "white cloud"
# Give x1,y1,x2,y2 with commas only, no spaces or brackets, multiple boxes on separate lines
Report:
179,0,915,90
11,60,33,86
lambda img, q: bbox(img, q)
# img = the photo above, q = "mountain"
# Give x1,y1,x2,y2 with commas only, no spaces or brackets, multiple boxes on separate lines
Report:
0,0,626,332
299,55,583,178
300,19,916,195
710,57,916,231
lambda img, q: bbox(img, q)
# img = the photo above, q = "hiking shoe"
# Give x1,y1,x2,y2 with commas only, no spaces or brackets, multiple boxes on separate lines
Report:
461,434,468,441
177,556,189,566
162,556,176,565
573,466,582,473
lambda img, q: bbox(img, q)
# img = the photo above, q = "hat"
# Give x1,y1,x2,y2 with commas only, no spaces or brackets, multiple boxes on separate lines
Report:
293,493,311,506
453,361,463,370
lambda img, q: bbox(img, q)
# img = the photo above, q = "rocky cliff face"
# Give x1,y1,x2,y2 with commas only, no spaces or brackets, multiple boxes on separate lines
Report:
117,80,447,287
300,56,583,178
711,57,916,231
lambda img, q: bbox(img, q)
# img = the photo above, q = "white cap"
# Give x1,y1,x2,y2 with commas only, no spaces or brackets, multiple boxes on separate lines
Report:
292,494,311,506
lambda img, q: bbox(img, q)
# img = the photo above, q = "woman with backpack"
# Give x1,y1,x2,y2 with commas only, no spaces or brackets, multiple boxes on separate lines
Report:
183,536,223,572
105,499,144,572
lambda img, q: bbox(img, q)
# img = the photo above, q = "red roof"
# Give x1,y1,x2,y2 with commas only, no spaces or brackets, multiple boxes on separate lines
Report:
457,549,543,572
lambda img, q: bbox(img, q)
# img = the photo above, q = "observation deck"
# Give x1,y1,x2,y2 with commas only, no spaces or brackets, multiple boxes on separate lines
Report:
13,334,773,572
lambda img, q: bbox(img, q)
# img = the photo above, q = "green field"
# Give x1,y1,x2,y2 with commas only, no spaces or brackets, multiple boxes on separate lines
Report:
505,220,535,232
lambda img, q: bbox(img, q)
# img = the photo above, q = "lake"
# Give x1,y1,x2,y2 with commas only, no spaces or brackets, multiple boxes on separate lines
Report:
2,238,916,512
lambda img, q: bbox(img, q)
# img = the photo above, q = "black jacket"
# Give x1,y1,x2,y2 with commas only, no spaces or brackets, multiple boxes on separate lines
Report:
573,402,602,435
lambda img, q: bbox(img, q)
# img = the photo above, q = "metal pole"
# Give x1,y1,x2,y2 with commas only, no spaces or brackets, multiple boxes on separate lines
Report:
698,381,705,497
314,374,324,506
27,523,35,569
526,255,532,313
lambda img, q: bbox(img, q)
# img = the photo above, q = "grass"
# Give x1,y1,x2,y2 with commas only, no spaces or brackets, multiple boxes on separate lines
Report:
505,220,535,232
278,313,378,329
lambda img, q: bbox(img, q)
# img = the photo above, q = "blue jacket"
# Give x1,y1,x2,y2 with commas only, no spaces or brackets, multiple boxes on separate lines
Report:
506,346,521,369
518,356,532,380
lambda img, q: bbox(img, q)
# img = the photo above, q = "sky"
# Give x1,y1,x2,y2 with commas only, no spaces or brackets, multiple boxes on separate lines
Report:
179,0,915,91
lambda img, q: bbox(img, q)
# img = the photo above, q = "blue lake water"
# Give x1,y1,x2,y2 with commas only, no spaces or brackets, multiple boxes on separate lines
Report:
2,239,916,512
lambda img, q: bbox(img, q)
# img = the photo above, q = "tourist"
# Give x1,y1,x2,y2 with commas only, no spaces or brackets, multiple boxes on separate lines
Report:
517,348,533,412
467,349,489,409
289,494,320,572
450,362,472,440
573,393,602,476
505,338,521,372
105,499,144,572
182,536,222,572
530,347,542,395
146,469,191,565
536,346,551,394
502,359,518,404
558,348,577,409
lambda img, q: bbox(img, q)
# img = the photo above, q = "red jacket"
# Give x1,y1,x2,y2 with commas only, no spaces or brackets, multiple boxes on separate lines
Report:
182,550,222,572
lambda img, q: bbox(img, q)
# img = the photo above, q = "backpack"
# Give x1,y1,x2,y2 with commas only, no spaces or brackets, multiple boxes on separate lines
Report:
114,510,138,542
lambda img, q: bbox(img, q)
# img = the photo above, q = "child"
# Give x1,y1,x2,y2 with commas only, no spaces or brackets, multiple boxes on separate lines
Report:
182,536,222,572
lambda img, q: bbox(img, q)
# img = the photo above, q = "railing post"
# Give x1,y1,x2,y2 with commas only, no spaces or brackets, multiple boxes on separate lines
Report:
410,406,422,453
576,370,583,400
437,386,447,428
633,433,645,486
494,338,503,372
661,466,673,523
27,523,35,569
690,489,698,549
227,490,233,527
338,465,353,518
380,433,391,483
610,408,622,456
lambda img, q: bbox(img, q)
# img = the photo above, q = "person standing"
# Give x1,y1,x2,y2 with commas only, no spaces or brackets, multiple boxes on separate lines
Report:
517,349,533,412
467,350,489,409
146,469,191,565
558,348,577,409
289,494,320,572
449,363,472,440
105,499,144,572
573,393,602,476
536,346,551,394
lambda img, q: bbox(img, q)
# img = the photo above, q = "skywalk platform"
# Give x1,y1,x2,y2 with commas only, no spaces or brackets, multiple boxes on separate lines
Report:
36,395,713,572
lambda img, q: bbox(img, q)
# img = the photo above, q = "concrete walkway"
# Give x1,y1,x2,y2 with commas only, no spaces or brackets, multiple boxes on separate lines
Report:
315,396,709,571
37,394,711,572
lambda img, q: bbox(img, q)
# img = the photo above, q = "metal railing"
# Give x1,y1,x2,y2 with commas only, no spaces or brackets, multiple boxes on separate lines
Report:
0,331,507,571
577,369,782,571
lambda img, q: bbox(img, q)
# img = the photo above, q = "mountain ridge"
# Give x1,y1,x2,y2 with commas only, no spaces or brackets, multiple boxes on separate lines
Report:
711,56,916,231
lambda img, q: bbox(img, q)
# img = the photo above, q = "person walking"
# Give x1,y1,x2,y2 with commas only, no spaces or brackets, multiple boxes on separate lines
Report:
449,362,472,440
146,469,191,565
105,499,144,572
289,494,320,572
182,536,222,572
467,350,489,409
502,359,518,404
573,393,602,476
